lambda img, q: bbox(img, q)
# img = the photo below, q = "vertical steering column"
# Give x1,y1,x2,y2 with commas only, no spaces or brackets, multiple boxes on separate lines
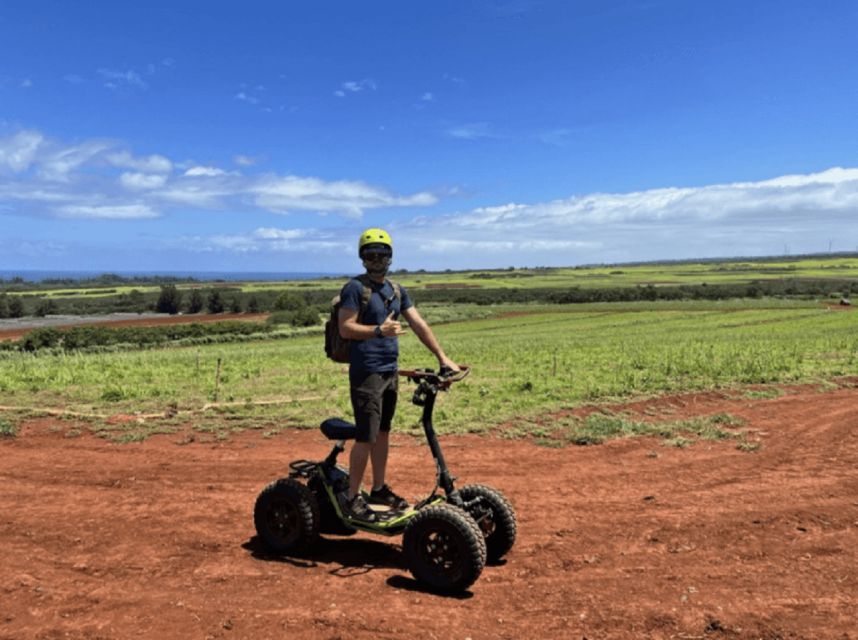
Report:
421,390,459,502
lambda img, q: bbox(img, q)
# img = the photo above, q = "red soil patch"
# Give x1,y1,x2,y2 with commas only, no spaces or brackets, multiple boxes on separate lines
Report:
2,386,857,639
0,313,268,342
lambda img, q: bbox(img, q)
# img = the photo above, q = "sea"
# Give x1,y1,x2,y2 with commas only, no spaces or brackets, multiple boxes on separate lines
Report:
0,270,340,283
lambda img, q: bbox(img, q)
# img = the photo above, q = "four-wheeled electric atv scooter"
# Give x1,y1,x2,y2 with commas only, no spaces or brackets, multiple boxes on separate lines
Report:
253,366,517,592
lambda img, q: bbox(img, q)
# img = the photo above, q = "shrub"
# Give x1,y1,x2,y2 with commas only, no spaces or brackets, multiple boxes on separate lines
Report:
267,307,321,327
0,418,17,437
21,327,62,351
273,291,307,311
33,298,58,317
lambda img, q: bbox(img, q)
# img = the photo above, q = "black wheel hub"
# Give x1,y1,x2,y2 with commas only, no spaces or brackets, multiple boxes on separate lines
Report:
417,529,462,576
266,500,300,544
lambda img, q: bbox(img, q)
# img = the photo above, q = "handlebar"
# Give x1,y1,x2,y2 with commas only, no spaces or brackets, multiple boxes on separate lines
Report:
399,366,470,389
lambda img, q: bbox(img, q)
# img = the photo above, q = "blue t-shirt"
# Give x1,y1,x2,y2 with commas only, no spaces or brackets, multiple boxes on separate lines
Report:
340,277,413,373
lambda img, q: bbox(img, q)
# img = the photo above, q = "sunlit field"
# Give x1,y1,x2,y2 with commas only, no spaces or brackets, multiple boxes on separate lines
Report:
1,299,855,441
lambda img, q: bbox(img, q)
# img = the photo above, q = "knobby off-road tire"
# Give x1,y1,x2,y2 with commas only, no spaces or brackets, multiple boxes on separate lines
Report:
402,503,487,592
308,476,356,536
253,478,320,555
459,484,517,563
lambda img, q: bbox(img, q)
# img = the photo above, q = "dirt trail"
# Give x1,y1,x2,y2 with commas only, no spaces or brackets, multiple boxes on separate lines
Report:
1,386,857,639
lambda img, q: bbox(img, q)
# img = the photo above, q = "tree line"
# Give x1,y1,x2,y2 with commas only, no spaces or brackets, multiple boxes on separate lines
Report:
1,278,855,320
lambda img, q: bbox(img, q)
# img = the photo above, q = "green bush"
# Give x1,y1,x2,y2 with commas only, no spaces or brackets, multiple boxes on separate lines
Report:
0,418,17,438
273,291,308,311
267,307,321,327
14,321,275,353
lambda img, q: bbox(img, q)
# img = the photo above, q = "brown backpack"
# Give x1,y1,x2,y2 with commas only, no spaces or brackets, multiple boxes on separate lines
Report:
324,274,401,363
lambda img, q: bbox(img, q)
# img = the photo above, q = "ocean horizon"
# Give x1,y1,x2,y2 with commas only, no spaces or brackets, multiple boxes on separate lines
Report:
0,270,343,283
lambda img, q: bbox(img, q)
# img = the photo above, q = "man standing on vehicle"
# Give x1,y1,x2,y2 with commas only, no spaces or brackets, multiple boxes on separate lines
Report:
338,228,460,522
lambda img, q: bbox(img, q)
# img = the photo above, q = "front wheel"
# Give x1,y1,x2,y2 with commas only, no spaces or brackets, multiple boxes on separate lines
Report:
459,484,517,563
403,503,487,592
253,478,320,555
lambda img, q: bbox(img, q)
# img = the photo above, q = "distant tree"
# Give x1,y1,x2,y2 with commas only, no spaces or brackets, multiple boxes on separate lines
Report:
207,289,225,314
187,289,204,314
0,294,8,319
229,296,243,313
156,285,183,315
247,296,260,313
33,298,58,317
274,291,306,311
127,289,146,312
8,296,24,318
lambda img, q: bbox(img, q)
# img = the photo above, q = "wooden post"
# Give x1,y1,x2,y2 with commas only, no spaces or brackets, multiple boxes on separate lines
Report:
213,357,222,402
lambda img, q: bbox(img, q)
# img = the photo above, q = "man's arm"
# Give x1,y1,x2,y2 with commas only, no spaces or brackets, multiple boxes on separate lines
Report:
400,306,460,372
339,307,406,340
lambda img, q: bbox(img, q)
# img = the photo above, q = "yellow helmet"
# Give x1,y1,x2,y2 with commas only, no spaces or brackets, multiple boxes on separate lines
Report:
358,228,393,255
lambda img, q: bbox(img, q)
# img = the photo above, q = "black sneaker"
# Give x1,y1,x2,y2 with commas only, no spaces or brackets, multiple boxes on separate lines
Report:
368,484,409,511
343,495,377,522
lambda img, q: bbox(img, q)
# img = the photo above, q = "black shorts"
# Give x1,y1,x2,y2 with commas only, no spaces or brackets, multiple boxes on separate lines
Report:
349,370,398,443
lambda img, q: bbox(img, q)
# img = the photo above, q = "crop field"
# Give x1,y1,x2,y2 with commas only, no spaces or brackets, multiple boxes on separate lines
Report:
0,299,855,443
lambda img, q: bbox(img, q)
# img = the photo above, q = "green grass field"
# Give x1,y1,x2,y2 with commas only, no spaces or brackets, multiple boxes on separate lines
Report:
0,299,855,445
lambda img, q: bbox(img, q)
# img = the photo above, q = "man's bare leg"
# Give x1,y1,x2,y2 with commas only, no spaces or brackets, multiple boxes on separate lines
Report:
348,442,373,499
370,431,390,490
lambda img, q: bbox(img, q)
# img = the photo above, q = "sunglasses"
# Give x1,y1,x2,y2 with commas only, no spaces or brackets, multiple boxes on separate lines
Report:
362,251,392,260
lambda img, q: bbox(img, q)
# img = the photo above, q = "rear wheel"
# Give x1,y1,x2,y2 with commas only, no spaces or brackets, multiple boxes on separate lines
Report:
402,503,486,592
459,484,517,563
253,478,320,555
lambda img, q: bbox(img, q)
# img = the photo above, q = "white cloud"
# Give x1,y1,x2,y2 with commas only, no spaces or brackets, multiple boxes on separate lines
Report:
184,166,228,177
250,175,437,216
106,151,172,173
447,122,496,140
98,68,148,90
0,128,437,222
254,227,305,240
0,130,44,172
175,227,348,254
417,238,597,253
394,166,858,266
20,78,33,88
234,91,259,104
233,154,258,166
119,172,168,190
38,141,111,182
57,204,160,219
421,92,435,102
335,79,377,97
63,74,85,84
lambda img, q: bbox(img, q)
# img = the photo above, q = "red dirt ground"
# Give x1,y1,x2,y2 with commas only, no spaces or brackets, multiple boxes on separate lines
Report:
0,313,268,342
2,385,857,640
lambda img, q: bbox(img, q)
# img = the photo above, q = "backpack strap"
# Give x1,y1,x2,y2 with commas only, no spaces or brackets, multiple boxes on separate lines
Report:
354,274,373,320
389,280,401,305
351,275,401,323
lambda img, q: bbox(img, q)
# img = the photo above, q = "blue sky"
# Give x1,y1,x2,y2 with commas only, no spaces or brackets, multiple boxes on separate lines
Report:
2,0,858,273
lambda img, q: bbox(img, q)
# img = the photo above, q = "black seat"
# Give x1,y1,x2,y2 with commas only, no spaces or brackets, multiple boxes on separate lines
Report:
321,418,357,441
